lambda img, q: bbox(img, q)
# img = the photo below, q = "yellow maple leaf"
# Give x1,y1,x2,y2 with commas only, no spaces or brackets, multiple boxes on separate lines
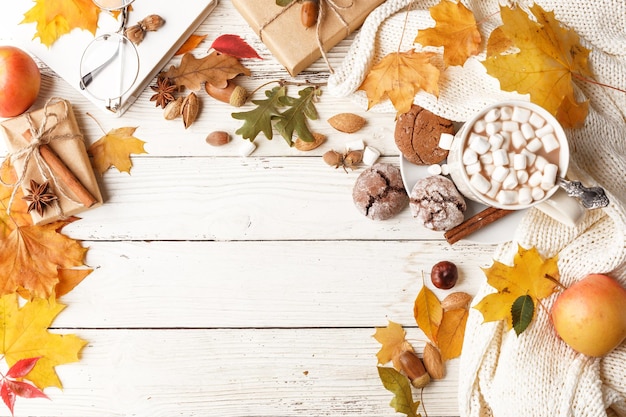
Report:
358,50,440,114
21,0,100,47
88,127,147,174
0,294,87,389
483,4,592,128
0,220,88,299
437,308,468,360
373,321,408,365
415,0,481,67
474,245,560,331
413,285,443,344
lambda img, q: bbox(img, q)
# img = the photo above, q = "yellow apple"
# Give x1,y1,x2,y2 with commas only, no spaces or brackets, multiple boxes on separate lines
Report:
551,274,626,357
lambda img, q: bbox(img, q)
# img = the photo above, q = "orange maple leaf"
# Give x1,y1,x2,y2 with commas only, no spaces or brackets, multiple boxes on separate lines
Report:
0,160,33,238
483,4,592,128
358,50,440,114
21,0,100,47
88,126,147,174
415,0,482,67
0,220,89,299
175,34,208,56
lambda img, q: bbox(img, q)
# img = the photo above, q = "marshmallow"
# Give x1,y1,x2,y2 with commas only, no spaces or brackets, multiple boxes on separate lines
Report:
238,140,256,156
463,148,479,165
518,187,533,205
484,108,501,122
346,139,365,151
473,119,486,134
516,169,529,184
440,164,450,175
502,121,519,132
541,133,560,153
534,155,548,171
492,148,509,166
362,146,380,165
511,130,527,150
469,135,491,155
486,180,501,199
521,149,537,166
543,163,559,184
439,133,455,150
528,170,543,187
484,163,496,176
427,164,442,176
513,153,527,170
529,112,546,128
535,123,554,137
526,137,543,152
489,133,505,150
485,121,503,136
470,174,491,194
497,190,518,205
521,123,535,140
531,187,546,201
466,162,482,176
492,165,509,182
500,106,513,120
512,106,532,123
502,170,519,190
479,153,494,165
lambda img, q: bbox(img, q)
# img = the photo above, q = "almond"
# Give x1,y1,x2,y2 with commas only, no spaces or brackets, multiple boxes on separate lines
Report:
181,92,199,129
441,292,472,311
423,343,445,380
327,113,366,133
163,97,183,120
294,132,326,151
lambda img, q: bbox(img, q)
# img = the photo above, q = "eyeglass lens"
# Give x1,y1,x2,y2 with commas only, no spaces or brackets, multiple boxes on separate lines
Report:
92,0,135,11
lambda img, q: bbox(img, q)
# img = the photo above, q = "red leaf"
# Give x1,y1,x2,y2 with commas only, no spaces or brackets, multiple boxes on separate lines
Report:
5,380,48,400
6,357,41,379
1,382,16,416
210,34,262,59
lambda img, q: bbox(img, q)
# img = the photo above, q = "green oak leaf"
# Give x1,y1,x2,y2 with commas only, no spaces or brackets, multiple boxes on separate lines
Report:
511,294,534,336
232,86,286,141
377,367,421,417
274,86,321,146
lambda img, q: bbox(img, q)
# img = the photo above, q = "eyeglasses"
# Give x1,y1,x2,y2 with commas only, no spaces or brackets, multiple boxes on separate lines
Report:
79,0,140,113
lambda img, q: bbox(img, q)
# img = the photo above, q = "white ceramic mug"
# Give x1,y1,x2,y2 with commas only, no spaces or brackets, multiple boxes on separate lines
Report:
447,101,585,227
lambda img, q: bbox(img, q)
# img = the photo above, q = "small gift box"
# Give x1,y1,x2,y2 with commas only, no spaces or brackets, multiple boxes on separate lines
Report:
233,0,386,76
1,98,103,225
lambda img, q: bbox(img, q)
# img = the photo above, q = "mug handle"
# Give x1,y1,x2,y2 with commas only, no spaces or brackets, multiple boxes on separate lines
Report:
535,188,586,227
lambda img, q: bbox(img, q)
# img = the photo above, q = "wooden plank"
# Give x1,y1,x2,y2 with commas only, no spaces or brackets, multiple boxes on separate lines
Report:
18,328,461,417
55,240,496,328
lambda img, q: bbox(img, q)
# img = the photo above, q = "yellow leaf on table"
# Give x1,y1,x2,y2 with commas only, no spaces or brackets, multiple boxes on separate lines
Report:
88,127,147,174
358,50,440,114
373,321,407,365
413,285,443,344
21,0,100,47
0,220,88,299
437,308,468,360
474,245,560,331
482,4,592,128
0,160,33,238
0,294,87,389
415,0,481,67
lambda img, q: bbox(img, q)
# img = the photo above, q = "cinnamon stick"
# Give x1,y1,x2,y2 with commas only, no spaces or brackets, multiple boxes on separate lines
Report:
444,207,514,245
23,130,98,209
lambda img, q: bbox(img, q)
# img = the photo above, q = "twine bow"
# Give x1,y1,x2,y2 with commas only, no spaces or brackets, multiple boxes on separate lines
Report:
1,98,83,217
260,0,355,74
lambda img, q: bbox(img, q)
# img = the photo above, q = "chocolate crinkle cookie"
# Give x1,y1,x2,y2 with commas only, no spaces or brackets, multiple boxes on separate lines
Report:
410,175,466,231
353,163,409,220
395,104,454,165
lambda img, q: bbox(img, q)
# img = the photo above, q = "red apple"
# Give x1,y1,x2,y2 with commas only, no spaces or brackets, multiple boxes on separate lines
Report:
551,274,626,357
0,46,41,118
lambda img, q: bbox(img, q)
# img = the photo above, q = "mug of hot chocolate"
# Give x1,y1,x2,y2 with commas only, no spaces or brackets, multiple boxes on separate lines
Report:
447,101,586,227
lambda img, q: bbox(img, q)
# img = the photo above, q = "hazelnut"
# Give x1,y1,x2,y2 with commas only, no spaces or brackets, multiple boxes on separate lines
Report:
206,131,230,146
140,14,165,31
124,25,145,45
431,261,458,289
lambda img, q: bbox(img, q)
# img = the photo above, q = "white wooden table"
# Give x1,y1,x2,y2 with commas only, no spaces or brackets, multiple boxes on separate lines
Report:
3,2,500,416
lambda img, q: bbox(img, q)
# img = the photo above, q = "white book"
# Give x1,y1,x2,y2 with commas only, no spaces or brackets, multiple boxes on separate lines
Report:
1,0,218,116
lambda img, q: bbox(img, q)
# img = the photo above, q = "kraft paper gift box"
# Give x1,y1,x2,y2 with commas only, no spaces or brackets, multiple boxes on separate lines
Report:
233,0,386,76
1,99,103,225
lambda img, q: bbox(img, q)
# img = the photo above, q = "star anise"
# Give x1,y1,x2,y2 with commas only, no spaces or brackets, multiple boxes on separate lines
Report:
22,180,58,217
150,75,177,108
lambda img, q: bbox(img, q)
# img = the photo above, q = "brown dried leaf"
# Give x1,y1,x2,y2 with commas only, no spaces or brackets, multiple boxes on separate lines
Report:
164,51,251,91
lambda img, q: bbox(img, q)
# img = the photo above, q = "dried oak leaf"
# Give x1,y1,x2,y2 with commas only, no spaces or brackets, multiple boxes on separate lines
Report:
474,245,560,335
0,219,89,299
483,4,592,128
413,284,443,345
377,367,421,417
164,51,251,91
175,34,208,56
0,294,87,389
21,0,100,47
414,0,481,67
232,86,286,141
88,127,147,175
358,50,440,114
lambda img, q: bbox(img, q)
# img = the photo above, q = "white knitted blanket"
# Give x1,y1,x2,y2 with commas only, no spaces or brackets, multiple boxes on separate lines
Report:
328,1,626,416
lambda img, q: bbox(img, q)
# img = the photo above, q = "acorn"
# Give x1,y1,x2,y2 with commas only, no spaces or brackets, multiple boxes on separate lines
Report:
205,81,249,107
301,0,319,28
